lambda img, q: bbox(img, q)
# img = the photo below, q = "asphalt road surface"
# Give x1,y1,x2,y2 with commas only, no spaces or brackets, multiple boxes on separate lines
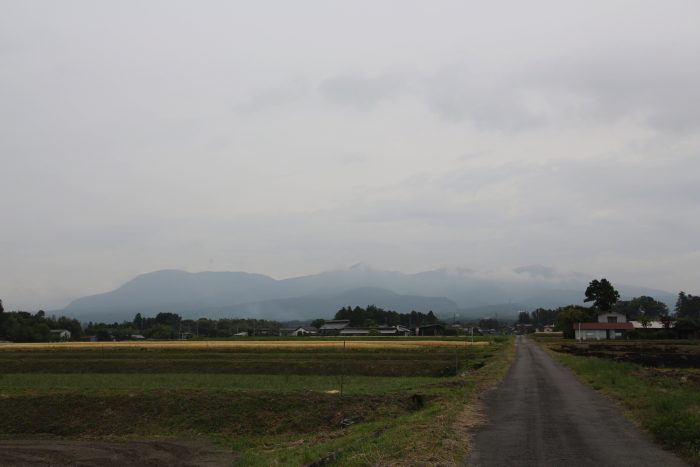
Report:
467,335,687,467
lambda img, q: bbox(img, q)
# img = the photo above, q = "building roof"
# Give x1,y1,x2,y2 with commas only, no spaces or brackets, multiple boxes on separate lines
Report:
319,320,350,330
340,328,370,335
573,322,633,330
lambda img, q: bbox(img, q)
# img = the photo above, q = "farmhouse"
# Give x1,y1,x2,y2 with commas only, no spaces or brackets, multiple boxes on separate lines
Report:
574,312,633,340
336,325,411,337
319,320,350,336
379,325,411,336
340,328,370,337
292,326,318,337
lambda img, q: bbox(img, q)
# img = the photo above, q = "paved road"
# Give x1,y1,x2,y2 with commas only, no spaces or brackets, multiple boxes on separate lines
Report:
467,336,687,467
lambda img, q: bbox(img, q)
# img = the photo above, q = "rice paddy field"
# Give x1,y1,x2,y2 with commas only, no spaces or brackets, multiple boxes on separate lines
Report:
0,337,514,466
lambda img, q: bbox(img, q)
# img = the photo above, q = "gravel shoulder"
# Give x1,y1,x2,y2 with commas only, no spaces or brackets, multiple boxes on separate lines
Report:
467,335,688,467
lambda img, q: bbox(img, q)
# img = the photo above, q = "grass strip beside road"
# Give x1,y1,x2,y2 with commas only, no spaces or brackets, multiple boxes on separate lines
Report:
543,342,700,466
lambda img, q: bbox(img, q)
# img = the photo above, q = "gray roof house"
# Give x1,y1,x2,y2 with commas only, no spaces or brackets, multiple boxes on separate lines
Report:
319,320,350,336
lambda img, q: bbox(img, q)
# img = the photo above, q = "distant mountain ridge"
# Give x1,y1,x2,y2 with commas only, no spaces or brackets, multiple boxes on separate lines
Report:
60,265,677,322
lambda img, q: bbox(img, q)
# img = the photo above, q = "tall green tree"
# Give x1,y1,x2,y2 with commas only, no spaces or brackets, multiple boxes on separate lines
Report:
517,311,531,324
675,291,700,319
614,296,668,319
555,305,597,338
584,278,620,312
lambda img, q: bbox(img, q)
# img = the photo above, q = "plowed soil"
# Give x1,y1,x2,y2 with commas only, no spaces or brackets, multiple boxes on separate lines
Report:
0,438,235,467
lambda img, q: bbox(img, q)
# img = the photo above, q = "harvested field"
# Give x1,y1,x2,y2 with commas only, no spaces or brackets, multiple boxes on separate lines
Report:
0,339,487,350
548,340,700,368
0,337,514,466
0,345,490,376
0,439,235,467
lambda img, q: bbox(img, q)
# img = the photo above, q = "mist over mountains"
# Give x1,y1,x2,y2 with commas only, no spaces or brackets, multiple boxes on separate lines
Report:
60,265,677,323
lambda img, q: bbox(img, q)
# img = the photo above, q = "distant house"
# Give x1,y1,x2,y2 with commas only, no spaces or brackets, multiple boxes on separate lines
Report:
574,312,633,340
49,329,71,341
541,324,556,333
334,325,412,337
319,320,350,336
293,326,318,336
340,328,370,337
515,324,534,335
130,334,145,340
280,327,318,337
629,320,670,329
379,325,411,336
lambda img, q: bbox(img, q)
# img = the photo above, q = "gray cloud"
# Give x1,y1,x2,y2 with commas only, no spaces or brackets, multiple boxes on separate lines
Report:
232,79,310,115
423,46,700,132
319,72,406,110
514,265,556,279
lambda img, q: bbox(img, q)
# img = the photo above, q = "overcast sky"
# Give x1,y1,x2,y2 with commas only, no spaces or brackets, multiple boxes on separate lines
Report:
2,1,700,310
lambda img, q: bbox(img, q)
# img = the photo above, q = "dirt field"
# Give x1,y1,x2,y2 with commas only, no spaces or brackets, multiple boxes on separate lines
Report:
0,439,235,467
549,340,700,367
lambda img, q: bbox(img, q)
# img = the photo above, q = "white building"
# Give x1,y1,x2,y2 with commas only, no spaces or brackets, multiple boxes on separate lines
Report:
49,329,71,341
573,312,633,340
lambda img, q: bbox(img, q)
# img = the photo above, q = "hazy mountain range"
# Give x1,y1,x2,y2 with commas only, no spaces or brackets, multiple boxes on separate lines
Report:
60,264,677,323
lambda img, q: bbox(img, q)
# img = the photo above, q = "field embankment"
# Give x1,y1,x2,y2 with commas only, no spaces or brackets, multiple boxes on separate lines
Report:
0,337,513,466
539,338,700,465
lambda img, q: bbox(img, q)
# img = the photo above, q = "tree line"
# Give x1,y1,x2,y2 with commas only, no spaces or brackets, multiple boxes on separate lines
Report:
0,309,82,342
85,312,283,340
515,278,700,338
331,305,440,328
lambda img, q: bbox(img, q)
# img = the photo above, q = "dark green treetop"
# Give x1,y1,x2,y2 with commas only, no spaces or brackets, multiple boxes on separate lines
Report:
584,278,620,312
